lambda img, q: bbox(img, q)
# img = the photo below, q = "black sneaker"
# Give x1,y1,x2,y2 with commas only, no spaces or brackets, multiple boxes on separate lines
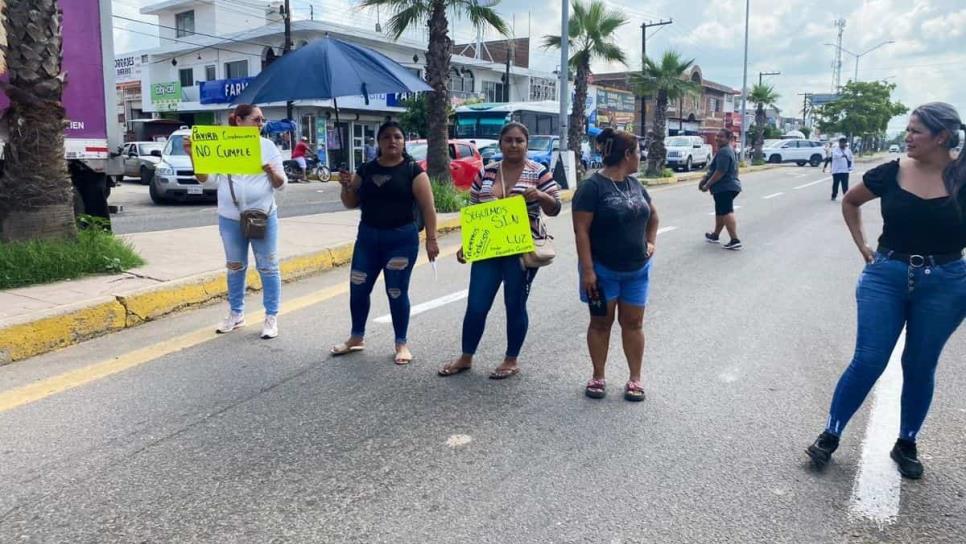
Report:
723,239,743,250
806,431,840,468
704,232,720,244
890,439,924,479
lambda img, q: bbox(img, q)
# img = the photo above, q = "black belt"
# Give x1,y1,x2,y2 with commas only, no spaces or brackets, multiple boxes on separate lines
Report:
878,246,964,267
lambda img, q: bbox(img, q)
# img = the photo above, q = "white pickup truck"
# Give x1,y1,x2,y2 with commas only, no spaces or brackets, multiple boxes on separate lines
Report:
664,135,713,171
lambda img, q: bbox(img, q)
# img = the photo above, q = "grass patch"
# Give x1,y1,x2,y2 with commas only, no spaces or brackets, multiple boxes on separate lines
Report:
751,158,766,166
0,219,144,289
431,179,470,213
642,168,675,179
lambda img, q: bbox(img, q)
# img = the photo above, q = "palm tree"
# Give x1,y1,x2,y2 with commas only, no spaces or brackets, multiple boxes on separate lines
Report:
748,83,780,163
360,0,508,183
543,0,627,156
631,51,700,176
0,0,76,242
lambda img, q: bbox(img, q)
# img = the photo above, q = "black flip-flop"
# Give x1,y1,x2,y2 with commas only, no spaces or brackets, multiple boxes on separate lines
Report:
438,364,471,377
488,367,520,380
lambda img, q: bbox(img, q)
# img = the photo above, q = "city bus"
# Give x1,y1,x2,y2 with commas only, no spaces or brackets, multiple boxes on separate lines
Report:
453,101,561,139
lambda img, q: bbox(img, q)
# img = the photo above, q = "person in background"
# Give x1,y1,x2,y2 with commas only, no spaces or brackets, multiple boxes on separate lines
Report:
821,142,833,173
292,136,311,181
438,122,562,380
331,121,439,365
573,128,659,401
186,103,287,339
700,129,743,250
830,137,854,201
806,102,966,480
364,137,378,162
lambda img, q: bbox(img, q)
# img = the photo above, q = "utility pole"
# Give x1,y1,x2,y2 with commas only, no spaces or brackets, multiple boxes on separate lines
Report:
739,0,750,162
282,0,295,146
798,92,811,127
639,19,672,137
504,40,513,103
758,71,780,87
558,0,570,152
832,18,846,92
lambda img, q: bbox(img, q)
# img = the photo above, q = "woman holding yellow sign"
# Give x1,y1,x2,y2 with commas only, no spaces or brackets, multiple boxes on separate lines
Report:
331,121,439,365
438,122,561,379
186,104,287,339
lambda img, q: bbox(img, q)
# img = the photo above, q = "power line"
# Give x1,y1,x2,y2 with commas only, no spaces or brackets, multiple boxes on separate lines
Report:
113,26,263,61
114,14,280,50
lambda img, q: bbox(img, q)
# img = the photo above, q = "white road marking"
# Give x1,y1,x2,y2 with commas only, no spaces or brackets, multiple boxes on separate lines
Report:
763,192,784,199
795,177,832,190
657,226,678,235
446,434,473,448
374,289,469,324
848,329,905,527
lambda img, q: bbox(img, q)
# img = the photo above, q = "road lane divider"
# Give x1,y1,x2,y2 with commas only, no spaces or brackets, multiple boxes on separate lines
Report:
374,289,469,324
763,192,784,200
795,177,832,190
848,329,904,526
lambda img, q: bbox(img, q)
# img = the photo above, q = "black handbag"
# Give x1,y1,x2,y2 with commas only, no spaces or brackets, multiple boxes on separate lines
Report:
228,175,268,239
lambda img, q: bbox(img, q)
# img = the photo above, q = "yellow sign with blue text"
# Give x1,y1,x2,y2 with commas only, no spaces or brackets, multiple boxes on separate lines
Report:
190,125,262,174
460,196,535,262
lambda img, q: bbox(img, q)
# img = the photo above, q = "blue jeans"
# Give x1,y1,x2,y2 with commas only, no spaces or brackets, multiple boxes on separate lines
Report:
218,213,281,316
826,254,966,441
349,223,419,344
461,256,537,358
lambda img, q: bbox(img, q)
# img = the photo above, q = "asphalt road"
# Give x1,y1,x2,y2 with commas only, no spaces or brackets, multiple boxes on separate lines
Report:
2,162,964,543
109,178,346,234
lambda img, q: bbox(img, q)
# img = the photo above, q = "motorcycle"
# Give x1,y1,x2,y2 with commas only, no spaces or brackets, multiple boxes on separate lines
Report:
283,154,331,182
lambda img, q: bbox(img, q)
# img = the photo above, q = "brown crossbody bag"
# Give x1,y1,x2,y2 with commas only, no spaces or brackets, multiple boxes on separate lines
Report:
227,175,269,239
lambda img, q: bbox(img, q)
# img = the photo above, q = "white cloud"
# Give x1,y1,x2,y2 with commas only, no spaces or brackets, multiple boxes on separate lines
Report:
922,9,966,38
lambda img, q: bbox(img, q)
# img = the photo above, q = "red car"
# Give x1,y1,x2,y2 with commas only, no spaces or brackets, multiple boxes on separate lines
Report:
406,139,483,190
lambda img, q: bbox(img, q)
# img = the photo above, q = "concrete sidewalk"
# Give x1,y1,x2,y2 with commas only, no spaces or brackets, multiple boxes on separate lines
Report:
0,209,462,364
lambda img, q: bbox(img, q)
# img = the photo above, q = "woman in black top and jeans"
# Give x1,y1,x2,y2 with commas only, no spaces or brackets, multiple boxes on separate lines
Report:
332,122,439,365
807,103,966,479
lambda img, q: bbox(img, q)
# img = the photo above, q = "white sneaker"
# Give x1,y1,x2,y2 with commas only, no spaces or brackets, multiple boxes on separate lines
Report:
261,315,278,339
217,311,245,333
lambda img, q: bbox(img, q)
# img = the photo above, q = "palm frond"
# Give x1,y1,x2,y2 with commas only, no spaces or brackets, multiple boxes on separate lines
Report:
384,4,430,40
460,2,510,36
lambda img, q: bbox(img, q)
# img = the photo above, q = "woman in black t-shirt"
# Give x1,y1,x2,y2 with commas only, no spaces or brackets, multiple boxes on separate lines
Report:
807,103,966,480
573,128,660,401
331,122,439,365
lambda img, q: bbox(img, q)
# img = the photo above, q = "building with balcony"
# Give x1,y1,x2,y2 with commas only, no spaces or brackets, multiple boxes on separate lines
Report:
134,0,556,170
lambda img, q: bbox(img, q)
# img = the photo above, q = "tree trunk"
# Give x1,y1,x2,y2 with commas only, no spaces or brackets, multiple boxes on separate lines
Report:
568,59,589,159
754,105,766,163
423,0,452,183
0,0,77,241
646,91,668,176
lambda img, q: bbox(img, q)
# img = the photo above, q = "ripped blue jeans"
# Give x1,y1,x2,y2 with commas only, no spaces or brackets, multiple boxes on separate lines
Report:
218,213,281,316
349,222,420,345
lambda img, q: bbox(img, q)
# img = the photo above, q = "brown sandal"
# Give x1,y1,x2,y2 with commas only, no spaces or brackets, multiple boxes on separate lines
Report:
488,367,520,380
438,362,471,377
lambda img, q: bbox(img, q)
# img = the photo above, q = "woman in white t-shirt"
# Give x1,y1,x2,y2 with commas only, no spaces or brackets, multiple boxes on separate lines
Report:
186,104,287,338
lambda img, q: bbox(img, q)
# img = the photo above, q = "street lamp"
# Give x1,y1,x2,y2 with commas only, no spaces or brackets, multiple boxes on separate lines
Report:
758,71,780,86
823,40,895,82
738,0,750,163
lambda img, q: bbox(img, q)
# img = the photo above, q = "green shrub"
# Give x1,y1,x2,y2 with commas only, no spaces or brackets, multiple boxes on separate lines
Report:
431,179,470,213
0,218,144,289
751,158,766,166
642,168,675,179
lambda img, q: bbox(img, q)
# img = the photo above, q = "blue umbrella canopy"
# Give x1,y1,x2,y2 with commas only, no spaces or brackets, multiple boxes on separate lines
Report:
233,37,431,105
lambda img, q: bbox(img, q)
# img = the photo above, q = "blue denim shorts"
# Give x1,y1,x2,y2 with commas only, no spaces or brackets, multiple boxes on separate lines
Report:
579,260,652,307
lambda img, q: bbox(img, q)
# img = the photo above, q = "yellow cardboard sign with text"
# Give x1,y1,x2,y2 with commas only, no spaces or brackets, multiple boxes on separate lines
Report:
190,125,262,174
460,196,535,262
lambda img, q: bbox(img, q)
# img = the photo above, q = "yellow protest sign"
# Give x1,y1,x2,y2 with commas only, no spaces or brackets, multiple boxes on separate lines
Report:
189,125,262,174
460,196,535,262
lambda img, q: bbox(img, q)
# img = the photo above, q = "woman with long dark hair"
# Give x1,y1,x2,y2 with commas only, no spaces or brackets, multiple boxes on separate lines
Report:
573,128,659,401
438,122,561,379
807,102,966,479
331,121,439,365
187,103,287,339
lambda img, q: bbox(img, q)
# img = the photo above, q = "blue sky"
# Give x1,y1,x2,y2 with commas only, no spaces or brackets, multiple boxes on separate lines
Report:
114,0,966,134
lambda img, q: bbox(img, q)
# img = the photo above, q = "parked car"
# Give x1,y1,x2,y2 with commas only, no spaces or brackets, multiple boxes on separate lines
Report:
492,135,560,170
477,142,501,165
149,128,218,204
664,135,712,171
407,139,483,190
118,141,164,185
889,144,901,153
760,139,825,166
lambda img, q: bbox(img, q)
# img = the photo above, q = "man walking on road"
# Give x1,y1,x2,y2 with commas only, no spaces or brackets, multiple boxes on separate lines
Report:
830,137,854,201
700,129,743,250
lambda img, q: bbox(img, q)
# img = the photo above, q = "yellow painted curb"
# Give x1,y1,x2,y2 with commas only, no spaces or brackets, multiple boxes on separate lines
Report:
0,299,127,364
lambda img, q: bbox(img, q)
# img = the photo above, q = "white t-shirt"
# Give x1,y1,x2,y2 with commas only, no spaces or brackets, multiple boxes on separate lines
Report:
830,146,854,174
214,137,286,220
